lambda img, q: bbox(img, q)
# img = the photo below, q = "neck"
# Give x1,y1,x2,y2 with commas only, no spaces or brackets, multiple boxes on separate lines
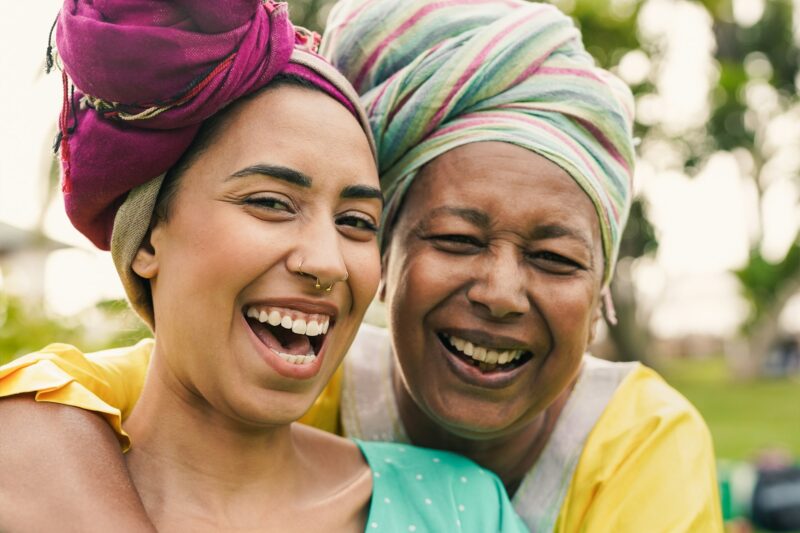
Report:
124,350,300,527
393,369,574,496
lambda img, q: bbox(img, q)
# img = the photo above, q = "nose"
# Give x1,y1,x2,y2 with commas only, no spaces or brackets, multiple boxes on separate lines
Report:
466,245,530,319
288,218,348,291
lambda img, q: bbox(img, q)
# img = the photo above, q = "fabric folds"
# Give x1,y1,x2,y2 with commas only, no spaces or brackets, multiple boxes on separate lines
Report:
56,0,296,249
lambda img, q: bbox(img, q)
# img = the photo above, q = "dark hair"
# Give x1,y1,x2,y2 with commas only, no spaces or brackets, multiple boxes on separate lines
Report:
152,74,327,222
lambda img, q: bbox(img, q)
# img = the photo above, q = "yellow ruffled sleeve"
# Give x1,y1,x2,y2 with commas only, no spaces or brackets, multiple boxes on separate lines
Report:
556,366,724,533
0,340,154,451
0,340,346,449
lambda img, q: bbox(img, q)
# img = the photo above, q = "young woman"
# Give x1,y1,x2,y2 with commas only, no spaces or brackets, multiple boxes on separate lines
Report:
0,1,525,531
0,0,723,531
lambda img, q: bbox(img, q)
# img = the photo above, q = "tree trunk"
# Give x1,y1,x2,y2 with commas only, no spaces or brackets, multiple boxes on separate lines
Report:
606,258,652,364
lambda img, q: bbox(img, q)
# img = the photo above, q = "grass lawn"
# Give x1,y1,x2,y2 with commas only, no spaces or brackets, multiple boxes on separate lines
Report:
656,356,800,461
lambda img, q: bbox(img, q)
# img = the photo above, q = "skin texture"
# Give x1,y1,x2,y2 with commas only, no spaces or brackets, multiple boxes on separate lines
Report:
0,396,156,532
383,141,605,492
123,84,381,531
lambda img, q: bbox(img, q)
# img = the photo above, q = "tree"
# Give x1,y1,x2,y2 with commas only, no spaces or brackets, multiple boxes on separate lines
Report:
709,0,800,376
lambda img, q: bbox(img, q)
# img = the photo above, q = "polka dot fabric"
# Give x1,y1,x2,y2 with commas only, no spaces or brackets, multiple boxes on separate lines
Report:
355,440,526,532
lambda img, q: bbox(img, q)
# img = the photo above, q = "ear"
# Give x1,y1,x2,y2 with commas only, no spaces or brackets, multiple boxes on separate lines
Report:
131,226,161,280
587,300,603,346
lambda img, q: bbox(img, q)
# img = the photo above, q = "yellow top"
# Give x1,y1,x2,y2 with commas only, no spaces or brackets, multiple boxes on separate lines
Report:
554,364,723,532
0,341,721,531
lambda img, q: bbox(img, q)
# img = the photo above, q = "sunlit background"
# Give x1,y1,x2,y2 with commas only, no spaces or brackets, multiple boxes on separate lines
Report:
1,0,799,529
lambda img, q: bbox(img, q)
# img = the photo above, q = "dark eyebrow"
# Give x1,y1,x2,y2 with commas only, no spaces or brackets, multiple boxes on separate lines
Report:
428,206,490,228
228,164,311,188
227,165,380,203
531,224,593,250
341,184,383,204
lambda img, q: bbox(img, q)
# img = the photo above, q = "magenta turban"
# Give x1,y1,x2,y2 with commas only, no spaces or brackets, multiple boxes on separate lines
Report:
55,0,363,250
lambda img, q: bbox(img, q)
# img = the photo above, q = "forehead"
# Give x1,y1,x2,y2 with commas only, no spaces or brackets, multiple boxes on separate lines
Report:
404,142,600,238
205,85,377,186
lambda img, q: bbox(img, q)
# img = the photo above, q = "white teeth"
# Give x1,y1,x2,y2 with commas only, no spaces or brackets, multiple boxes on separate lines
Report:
274,351,317,365
246,306,331,337
445,335,527,366
268,310,281,326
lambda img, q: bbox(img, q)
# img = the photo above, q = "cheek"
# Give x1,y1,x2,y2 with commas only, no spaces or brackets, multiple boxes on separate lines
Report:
387,245,466,314
347,243,382,311
157,208,272,321
537,278,599,347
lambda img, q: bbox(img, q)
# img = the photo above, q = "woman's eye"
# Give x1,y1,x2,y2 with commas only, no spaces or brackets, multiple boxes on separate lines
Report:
529,251,582,273
244,196,292,212
429,234,484,253
337,215,379,233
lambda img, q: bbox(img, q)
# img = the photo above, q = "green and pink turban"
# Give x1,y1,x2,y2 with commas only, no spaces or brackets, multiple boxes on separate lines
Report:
321,0,636,285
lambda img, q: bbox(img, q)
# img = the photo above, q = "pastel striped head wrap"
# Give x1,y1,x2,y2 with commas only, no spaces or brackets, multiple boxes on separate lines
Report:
321,0,635,285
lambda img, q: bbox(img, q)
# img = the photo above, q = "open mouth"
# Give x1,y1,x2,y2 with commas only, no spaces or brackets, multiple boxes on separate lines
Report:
245,306,332,365
438,332,533,373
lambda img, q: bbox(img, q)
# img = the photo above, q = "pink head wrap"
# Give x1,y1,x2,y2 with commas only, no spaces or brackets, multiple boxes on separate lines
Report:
56,0,363,249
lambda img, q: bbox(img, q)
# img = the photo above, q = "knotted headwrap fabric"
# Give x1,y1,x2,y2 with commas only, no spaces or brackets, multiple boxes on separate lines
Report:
55,0,375,327
321,0,636,285
56,0,298,249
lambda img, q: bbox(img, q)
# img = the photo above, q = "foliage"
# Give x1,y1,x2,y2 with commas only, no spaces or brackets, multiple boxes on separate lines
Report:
0,293,150,366
734,239,800,332
93,298,152,347
660,355,800,460
0,293,83,365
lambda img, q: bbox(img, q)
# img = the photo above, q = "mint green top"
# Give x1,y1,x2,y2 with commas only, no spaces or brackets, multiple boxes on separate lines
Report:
355,440,527,532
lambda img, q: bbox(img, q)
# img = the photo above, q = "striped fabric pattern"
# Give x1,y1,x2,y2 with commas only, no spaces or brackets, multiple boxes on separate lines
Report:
321,0,635,283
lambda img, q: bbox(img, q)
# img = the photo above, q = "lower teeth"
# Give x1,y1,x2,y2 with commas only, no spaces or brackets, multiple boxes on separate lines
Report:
276,352,316,365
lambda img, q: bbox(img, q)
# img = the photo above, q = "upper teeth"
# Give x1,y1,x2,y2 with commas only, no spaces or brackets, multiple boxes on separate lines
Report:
245,306,330,336
445,334,525,365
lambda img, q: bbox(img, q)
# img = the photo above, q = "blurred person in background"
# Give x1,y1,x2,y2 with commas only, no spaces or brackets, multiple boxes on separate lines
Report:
0,0,723,531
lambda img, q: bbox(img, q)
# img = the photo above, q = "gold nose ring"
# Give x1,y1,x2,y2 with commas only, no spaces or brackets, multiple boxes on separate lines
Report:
313,278,333,292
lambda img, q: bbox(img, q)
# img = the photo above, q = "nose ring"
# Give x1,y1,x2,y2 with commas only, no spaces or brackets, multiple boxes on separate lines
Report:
299,259,346,292
314,278,333,292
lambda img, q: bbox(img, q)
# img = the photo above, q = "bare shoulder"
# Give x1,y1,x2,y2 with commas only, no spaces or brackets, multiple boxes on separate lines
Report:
291,422,371,490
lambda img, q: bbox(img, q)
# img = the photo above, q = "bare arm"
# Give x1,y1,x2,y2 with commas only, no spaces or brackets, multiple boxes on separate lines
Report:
0,395,156,532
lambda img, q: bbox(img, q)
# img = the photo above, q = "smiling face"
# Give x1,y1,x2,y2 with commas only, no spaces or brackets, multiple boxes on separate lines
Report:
132,84,381,427
383,141,604,439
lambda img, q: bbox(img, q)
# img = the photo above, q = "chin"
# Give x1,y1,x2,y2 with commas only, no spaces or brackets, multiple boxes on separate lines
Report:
218,382,320,428
422,389,534,440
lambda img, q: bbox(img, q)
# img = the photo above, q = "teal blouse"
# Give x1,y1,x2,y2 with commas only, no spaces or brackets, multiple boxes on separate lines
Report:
355,440,527,532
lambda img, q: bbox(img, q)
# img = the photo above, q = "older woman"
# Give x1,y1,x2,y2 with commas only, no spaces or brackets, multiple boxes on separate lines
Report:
0,1,528,532
0,0,722,531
